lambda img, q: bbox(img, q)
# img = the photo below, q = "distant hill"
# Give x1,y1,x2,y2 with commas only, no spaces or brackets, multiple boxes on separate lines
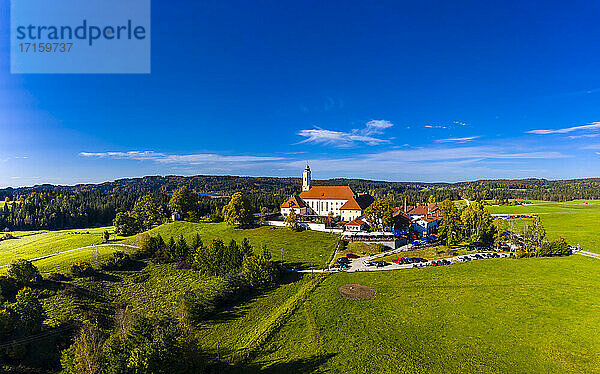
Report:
2,174,600,197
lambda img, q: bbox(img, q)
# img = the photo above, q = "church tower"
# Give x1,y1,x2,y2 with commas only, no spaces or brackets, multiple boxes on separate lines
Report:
302,162,311,191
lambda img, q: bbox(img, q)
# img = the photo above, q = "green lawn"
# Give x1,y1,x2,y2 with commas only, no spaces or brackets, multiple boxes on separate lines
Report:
488,200,600,253
251,255,600,373
0,227,125,273
140,222,339,269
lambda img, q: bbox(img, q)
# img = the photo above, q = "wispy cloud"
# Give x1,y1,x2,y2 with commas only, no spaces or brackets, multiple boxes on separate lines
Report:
568,133,600,139
79,151,283,164
297,120,394,147
527,122,600,135
424,121,468,130
435,136,480,143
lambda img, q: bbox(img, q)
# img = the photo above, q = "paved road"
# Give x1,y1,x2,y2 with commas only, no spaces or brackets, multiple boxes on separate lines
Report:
573,249,600,260
0,243,139,268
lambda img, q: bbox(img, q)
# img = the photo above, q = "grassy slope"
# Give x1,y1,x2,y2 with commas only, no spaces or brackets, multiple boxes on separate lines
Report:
42,261,319,364
488,200,600,253
252,256,600,373
142,222,339,269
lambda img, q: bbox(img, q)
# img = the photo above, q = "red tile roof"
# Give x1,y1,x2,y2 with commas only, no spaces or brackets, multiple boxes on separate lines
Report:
405,204,439,216
345,218,366,226
280,195,306,208
298,186,356,200
340,194,374,211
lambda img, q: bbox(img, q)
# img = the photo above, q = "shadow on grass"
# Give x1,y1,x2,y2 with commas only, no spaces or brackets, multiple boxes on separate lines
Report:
203,271,306,323
211,353,336,374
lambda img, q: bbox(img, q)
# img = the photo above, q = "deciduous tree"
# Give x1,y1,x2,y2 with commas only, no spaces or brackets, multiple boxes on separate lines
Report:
222,192,254,228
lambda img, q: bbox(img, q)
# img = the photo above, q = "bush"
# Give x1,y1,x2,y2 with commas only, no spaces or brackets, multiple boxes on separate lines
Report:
0,275,19,302
374,244,390,253
0,233,15,241
70,261,94,277
101,251,133,270
7,259,42,285
46,272,71,282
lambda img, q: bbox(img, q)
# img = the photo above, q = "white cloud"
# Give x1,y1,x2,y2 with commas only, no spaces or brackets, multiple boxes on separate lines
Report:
435,136,480,143
568,133,600,139
79,151,284,164
527,122,600,135
363,120,394,135
298,120,394,147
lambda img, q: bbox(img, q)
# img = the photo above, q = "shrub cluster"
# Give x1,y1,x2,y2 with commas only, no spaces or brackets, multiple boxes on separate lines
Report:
70,261,94,277
101,251,134,270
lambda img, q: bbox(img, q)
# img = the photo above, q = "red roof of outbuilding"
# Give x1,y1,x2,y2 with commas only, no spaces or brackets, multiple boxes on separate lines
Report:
345,218,366,226
280,195,306,208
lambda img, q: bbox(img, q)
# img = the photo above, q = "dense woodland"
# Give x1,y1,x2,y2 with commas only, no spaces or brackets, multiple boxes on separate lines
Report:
1,175,599,230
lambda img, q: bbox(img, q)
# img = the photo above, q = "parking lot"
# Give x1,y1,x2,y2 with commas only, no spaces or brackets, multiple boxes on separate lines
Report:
330,250,513,273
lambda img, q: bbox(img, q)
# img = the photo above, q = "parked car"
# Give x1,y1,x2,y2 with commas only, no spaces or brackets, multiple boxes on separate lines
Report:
337,257,350,264
346,253,359,259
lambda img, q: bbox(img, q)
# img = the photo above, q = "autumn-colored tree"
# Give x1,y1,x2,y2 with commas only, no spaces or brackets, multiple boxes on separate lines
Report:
222,192,254,227
438,199,462,246
167,186,198,220
460,201,496,245
284,209,300,231
131,195,165,231
364,198,393,231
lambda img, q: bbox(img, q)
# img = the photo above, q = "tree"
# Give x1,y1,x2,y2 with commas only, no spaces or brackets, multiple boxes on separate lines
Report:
460,201,496,245
102,230,111,243
438,199,462,246
167,186,198,220
549,236,569,256
113,212,139,236
241,253,278,289
364,198,393,231
131,195,165,232
222,192,254,227
428,195,436,204
531,216,546,246
70,261,94,277
10,287,46,334
284,209,300,231
7,259,41,285
61,323,105,374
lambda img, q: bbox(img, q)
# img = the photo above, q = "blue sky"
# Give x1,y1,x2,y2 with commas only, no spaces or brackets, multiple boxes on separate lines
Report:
2,0,600,187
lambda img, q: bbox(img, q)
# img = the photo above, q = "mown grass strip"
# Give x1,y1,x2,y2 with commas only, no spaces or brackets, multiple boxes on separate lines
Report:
234,274,324,362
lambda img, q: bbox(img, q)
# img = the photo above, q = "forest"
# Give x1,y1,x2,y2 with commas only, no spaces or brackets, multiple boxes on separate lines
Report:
1,175,600,230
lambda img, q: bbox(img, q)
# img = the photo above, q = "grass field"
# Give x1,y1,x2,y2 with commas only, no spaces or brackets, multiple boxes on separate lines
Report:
140,222,339,269
487,200,600,253
19,218,600,373
0,227,126,273
250,255,600,373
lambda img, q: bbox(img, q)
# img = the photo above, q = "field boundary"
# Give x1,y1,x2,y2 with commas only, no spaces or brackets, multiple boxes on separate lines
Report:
234,275,324,363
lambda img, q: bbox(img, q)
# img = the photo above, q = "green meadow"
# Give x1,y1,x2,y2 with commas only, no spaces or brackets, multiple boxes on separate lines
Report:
487,200,600,253
142,221,339,269
4,214,600,373
250,255,600,373
0,227,127,273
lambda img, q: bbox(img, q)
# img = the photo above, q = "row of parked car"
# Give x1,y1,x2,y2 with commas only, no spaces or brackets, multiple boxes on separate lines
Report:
456,252,509,262
391,257,428,265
